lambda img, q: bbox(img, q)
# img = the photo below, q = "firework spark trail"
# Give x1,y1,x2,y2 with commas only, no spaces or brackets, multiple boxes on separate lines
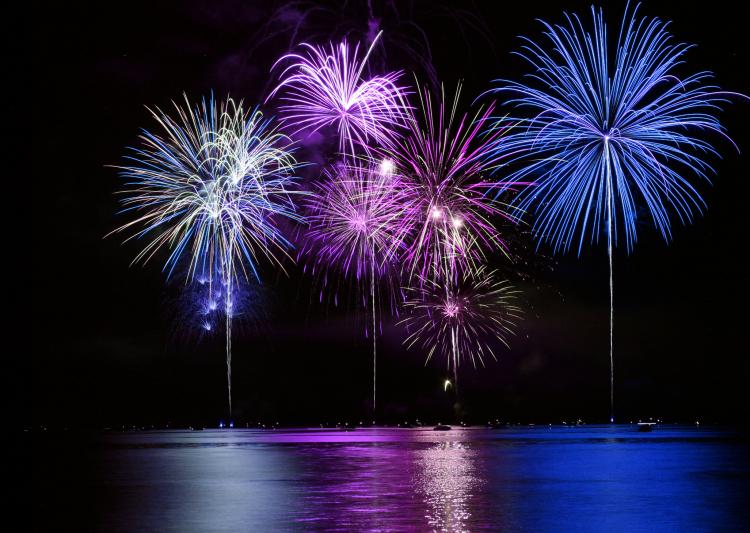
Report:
268,31,410,158
111,95,303,416
378,82,525,287
173,268,259,336
485,3,743,421
400,266,522,385
370,253,377,421
300,160,408,418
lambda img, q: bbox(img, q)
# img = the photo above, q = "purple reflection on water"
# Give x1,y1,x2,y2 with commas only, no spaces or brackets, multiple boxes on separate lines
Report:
286,428,489,530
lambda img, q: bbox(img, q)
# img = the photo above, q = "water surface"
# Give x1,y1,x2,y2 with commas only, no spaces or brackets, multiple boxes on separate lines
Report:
33,426,750,531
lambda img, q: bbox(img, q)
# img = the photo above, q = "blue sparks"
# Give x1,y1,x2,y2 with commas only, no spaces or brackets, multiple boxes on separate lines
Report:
487,3,741,253
484,2,744,422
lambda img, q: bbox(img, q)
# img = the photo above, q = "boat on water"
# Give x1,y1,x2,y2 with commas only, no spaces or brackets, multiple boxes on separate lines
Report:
433,424,451,431
637,422,656,432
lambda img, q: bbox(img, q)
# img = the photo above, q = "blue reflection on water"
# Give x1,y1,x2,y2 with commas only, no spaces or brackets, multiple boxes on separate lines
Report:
34,426,750,531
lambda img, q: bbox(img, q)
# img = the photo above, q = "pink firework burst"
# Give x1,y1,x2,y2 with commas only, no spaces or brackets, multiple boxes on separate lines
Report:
400,265,522,383
268,31,410,157
301,159,407,302
380,82,524,284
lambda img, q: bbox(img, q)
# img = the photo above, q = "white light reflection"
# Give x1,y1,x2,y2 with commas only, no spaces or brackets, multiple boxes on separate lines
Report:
415,438,482,532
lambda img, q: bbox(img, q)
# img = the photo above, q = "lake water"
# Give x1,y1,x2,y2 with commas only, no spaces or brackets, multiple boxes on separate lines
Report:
32,426,749,531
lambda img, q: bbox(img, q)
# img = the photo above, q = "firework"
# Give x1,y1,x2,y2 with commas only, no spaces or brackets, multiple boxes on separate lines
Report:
380,82,522,284
485,4,741,420
172,267,263,340
268,31,409,157
111,95,302,415
400,266,522,387
255,0,494,89
301,160,408,417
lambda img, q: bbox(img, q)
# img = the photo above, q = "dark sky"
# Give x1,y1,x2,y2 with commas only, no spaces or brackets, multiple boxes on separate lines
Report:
31,0,749,427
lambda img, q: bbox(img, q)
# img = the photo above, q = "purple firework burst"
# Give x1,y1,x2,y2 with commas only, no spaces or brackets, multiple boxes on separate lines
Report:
380,82,524,284
268,31,410,157
400,265,522,384
302,160,407,290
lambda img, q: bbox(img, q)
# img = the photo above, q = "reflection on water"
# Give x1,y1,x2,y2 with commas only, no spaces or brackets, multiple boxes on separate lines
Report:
294,444,417,530
32,426,750,532
415,439,482,532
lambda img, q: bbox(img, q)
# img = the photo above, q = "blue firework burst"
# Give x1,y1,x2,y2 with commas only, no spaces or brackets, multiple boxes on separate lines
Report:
488,3,740,253
485,3,744,421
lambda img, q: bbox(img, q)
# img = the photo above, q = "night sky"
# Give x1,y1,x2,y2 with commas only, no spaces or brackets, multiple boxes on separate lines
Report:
31,0,749,427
